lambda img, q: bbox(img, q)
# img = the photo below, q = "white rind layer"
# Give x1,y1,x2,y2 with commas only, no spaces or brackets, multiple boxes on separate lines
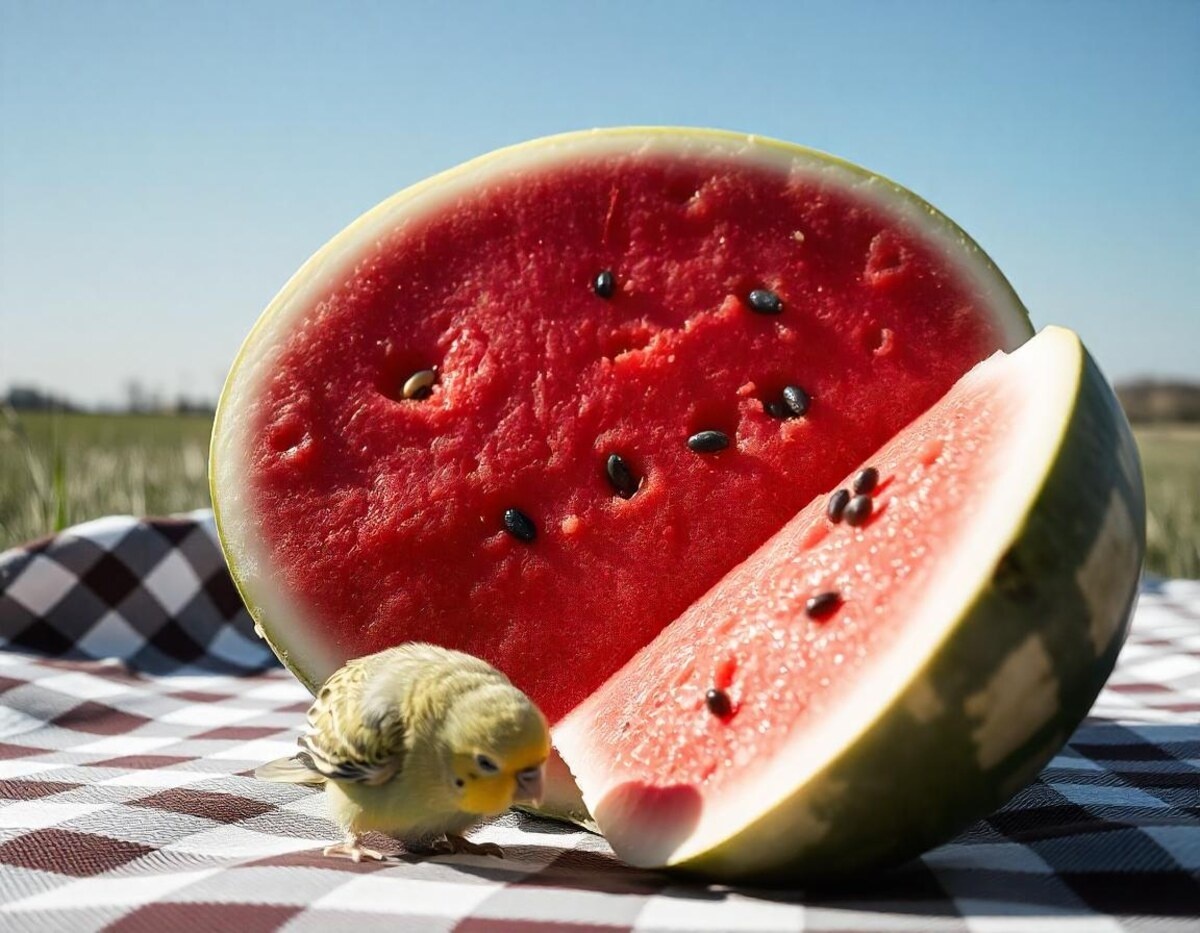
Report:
553,326,1083,867
210,127,1033,692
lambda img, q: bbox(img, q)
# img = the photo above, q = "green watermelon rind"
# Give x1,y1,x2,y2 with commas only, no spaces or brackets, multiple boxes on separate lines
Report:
658,328,1146,882
210,126,1033,696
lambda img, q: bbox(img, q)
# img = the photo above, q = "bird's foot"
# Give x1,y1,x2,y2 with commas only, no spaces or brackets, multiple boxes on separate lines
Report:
323,837,389,863
432,833,504,858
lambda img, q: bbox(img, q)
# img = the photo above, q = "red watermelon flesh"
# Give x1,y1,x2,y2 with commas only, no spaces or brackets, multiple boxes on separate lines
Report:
215,130,1030,723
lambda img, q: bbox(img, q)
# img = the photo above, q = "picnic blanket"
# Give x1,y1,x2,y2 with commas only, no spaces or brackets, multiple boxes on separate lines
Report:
0,512,1197,932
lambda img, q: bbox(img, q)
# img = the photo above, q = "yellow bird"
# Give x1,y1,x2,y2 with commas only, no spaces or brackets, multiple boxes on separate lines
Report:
256,642,550,862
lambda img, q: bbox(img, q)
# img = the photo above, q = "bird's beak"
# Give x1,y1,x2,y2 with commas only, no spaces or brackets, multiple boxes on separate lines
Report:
514,765,544,804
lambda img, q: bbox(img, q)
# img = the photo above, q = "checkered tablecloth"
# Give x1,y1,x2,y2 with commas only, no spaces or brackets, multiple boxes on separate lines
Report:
1,513,1197,931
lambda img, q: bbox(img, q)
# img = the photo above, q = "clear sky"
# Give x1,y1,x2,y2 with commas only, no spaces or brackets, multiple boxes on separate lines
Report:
2,1,1197,406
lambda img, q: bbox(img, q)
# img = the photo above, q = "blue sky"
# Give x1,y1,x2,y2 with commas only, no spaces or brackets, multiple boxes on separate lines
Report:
2,1,1197,405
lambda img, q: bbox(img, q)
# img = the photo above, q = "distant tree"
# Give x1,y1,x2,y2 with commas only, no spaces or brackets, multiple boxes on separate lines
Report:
124,379,148,413
1116,380,1200,423
4,385,82,412
172,394,217,415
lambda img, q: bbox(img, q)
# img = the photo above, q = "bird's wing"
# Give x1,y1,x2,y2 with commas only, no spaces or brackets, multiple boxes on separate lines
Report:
298,655,407,786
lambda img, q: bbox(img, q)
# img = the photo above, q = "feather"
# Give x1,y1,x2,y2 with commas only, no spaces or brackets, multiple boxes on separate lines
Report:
255,755,327,785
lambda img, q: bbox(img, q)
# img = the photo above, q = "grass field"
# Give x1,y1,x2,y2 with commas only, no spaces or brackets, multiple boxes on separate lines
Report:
1135,424,1200,579
1,409,212,546
2,409,1197,578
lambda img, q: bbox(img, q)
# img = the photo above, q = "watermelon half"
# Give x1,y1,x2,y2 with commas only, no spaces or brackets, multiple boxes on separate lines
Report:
212,127,1030,706
210,128,1141,879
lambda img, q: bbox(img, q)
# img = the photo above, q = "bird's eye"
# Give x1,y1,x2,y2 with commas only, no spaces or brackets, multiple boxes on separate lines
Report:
475,754,499,774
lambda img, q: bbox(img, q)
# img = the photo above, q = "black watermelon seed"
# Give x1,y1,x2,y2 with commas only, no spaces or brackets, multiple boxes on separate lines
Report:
747,288,783,315
605,453,639,499
844,494,873,527
781,385,811,417
502,508,537,542
705,688,732,717
827,488,851,523
805,591,841,620
593,269,615,299
763,399,787,419
852,467,879,495
687,430,730,453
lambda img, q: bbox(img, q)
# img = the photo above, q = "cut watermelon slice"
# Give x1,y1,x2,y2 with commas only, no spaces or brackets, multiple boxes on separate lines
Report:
553,326,1144,880
211,128,1032,725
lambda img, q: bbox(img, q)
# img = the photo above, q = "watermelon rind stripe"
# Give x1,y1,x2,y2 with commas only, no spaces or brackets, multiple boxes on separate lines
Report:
666,328,1145,882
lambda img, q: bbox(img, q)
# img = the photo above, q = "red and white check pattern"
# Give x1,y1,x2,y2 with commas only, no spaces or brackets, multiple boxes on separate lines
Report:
1,516,1197,931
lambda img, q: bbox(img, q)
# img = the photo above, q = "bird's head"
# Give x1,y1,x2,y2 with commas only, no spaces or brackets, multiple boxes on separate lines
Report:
444,681,550,816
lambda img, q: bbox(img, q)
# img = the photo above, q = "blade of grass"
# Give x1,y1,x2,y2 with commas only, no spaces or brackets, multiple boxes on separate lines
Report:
51,443,68,531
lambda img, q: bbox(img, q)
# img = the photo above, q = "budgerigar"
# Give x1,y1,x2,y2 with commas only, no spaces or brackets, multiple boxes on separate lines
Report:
256,643,550,862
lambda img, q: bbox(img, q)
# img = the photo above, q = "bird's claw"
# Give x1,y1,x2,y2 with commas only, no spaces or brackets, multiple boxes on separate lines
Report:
323,840,389,863
433,833,505,858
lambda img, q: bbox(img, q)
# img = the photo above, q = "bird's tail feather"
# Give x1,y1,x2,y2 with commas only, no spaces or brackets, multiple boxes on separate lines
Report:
255,755,327,785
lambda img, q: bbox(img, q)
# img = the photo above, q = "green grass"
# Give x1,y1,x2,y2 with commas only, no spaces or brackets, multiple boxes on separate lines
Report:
2,410,1197,579
1,409,213,548
1134,424,1200,580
